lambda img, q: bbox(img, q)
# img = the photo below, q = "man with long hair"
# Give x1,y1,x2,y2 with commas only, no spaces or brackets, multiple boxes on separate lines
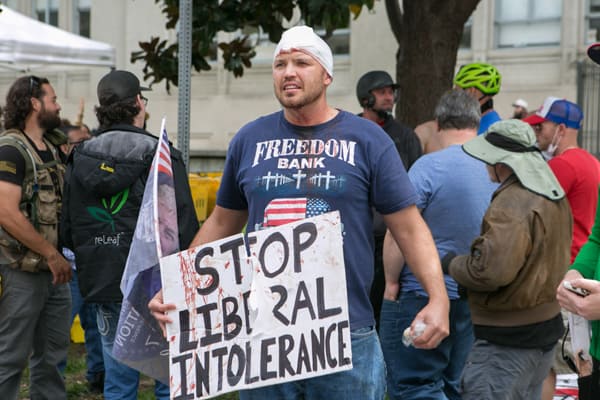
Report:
0,75,71,399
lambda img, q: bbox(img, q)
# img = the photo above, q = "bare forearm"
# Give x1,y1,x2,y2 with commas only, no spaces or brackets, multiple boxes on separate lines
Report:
0,210,58,258
403,233,446,303
384,207,447,302
383,206,449,348
383,229,405,284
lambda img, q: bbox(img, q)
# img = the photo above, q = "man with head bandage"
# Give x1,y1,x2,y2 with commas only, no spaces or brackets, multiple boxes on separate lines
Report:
149,25,450,400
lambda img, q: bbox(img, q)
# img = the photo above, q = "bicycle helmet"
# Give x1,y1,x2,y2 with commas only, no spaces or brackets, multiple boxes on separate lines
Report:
356,71,399,108
453,63,501,96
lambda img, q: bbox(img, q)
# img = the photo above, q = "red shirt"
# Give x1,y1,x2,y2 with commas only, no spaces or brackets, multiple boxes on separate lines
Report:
549,148,600,262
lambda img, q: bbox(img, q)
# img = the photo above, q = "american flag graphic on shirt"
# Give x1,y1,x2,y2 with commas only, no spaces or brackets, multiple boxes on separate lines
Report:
263,197,332,227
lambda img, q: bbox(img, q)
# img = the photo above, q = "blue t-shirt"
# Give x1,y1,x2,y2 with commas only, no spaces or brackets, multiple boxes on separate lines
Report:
478,110,502,134
400,145,497,298
217,110,418,329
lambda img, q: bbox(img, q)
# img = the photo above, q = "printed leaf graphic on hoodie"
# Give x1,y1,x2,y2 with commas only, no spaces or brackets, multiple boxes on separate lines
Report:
86,188,130,232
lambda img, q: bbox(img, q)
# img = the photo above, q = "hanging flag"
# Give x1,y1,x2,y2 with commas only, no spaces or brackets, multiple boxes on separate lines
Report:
112,118,179,384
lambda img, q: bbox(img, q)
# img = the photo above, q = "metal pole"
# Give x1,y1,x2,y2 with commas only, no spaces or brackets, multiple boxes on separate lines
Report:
576,60,584,149
178,0,192,171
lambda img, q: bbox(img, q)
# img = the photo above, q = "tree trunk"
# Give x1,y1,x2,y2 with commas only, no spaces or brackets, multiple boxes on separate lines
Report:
386,0,481,128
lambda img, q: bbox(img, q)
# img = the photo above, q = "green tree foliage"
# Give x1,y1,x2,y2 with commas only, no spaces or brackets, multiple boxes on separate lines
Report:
131,0,375,92
133,0,481,125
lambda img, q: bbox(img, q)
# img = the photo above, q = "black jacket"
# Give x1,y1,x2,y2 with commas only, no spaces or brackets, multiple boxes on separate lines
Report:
60,124,199,303
379,115,422,171
359,114,422,237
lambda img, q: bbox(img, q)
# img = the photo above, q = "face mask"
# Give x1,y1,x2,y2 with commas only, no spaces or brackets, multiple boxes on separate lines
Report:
541,126,561,161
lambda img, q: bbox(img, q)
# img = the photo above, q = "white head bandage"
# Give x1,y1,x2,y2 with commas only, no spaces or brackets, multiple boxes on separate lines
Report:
273,26,334,78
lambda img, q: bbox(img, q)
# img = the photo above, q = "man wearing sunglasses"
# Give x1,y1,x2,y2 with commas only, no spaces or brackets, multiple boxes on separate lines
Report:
0,75,72,399
60,70,199,400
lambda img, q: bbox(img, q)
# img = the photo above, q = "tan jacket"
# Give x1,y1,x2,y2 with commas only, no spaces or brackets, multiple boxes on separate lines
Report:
448,175,572,327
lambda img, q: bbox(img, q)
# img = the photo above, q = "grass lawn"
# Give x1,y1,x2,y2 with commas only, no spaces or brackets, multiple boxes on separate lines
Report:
19,342,239,400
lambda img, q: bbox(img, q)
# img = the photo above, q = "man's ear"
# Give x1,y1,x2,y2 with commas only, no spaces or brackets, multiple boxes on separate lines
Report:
30,97,41,112
558,123,568,137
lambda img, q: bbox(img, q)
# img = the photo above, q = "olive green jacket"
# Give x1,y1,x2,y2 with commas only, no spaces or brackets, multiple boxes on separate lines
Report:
449,175,572,327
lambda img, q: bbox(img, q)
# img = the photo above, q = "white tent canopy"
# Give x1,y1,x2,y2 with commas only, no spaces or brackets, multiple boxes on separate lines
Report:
0,6,115,70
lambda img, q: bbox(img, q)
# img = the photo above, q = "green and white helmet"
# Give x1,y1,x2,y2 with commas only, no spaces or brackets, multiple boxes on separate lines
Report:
453,62,501,96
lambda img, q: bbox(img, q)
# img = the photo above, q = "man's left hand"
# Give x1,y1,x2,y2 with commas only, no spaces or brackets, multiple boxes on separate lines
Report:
46,251,72,285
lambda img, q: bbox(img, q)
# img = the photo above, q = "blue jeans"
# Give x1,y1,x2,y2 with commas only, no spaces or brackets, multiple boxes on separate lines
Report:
58,271,104,381
240,326,386,400
461,339,554,400
379,292,474,400
96,303,169,400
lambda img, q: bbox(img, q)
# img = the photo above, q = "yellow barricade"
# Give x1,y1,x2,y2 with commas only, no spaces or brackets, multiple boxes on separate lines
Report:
188,172,222,222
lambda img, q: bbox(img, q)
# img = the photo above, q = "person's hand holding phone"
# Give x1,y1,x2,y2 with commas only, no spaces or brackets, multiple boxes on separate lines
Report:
563,280,590,297
558,276,600,320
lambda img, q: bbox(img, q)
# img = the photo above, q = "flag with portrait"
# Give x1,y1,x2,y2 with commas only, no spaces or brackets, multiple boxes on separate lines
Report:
112,117,179,384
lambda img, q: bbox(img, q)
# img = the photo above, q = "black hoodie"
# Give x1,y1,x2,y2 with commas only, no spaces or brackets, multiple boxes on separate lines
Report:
60,124,199,303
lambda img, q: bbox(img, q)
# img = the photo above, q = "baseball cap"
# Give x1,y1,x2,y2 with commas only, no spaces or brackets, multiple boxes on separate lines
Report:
97,70,150,106
512,98,528,109
463,119,564,201
522,97,583,129
588,43,600,65
273,26,333,78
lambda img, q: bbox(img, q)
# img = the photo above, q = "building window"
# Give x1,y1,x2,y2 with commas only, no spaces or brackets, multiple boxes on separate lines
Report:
587,0,600,42
319,28,350,55
495,0,562,48
35,0,59,27
4,0,19,9
74,0,91,37
460,16,473,49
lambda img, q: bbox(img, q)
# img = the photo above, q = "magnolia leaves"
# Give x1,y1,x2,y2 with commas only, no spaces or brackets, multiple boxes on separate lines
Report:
131,0,376,91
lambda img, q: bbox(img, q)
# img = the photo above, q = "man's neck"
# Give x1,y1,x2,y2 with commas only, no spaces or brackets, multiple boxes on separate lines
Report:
555,134,579,155
284,102,338,127
361,108,385,124
132,110,147,129
438,128,477,148
23,117,46,148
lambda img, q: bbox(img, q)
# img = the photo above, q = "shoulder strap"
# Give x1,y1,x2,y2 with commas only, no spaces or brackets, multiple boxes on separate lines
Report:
0,130,39,189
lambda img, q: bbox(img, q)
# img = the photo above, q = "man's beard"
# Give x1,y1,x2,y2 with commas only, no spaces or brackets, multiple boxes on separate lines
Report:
274,80,325,110
38,107,61,132
512,111,526,119
276,90,323,110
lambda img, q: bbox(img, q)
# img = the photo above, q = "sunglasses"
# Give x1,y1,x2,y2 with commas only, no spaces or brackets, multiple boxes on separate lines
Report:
29,75,41,97
140,94,148,106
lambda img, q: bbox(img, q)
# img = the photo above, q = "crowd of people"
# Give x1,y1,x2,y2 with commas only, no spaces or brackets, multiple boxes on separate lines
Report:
1,24,600,400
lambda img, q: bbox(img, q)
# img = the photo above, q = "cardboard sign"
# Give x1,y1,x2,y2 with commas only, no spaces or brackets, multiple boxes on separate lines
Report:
161,211,351,399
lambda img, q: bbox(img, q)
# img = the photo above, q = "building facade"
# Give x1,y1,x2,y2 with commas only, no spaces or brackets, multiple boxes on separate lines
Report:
1,0,598,169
